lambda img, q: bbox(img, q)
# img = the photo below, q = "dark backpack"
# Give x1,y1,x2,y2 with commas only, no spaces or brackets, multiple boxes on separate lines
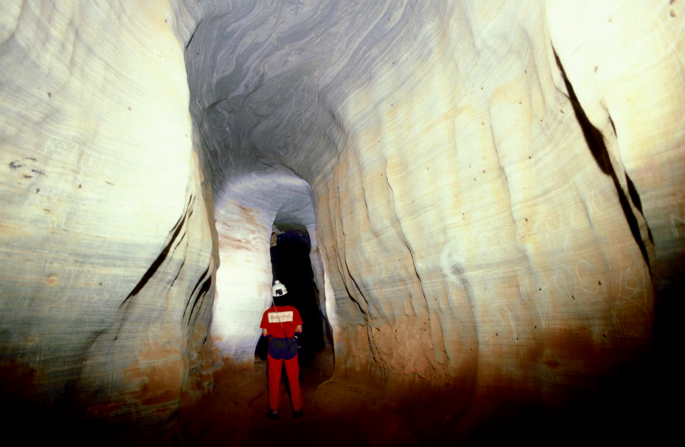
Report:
268,337,299,360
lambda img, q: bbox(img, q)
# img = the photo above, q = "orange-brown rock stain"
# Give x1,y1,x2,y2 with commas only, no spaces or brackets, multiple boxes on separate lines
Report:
370,316,443,380
0,359,38,403
124,360,181,405
46,273,59,285
122,342,184,413
216,203,269,251
85,401,125,419
237,203,261,225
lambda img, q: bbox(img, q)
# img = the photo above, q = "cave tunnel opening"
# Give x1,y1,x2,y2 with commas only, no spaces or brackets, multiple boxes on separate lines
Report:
255,225,332,371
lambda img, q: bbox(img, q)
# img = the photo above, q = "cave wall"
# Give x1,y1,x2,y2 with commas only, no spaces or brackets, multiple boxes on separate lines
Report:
0,0,683,443
310,1,658,426
185,0,683,436
0,0,216,440
547,0,685,340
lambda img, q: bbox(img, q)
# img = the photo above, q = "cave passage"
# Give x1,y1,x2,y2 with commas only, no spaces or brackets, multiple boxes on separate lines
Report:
255,228,327,368
2,1,682,445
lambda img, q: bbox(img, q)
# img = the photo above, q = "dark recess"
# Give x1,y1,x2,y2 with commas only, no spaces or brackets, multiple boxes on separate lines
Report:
255,229,326,367
551,49,675,447
121,195,194,306
553,51,652,269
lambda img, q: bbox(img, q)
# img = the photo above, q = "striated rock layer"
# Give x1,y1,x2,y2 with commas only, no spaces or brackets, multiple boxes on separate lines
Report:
1,0,683,444
0,1,216,442
188,1,682,440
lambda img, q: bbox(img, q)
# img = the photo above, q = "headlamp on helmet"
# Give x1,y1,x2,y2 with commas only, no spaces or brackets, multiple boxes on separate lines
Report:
271,281,288,297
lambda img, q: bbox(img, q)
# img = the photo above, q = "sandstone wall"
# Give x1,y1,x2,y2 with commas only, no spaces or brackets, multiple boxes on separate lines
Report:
0,1,215,441
0,0,682,443
185,0,683,438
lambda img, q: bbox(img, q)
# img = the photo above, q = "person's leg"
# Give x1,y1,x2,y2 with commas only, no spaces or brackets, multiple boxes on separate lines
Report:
268,353,283,412
284,355,303,412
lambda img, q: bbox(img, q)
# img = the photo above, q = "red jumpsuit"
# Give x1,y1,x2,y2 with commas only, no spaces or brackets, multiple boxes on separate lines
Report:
260,305,303,412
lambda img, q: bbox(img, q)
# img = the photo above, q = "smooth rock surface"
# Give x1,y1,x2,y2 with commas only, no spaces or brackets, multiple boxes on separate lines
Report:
1,0,683,444
0,1,216,441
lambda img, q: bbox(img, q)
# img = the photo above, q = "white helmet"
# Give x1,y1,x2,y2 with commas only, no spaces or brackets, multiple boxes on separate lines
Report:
271,281,288,297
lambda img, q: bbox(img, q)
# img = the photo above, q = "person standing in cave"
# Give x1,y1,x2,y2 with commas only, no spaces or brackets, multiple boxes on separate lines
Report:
260,280,304,420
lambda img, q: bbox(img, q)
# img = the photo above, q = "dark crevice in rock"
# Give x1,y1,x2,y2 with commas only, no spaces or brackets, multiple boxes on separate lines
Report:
173,228,187,250
121,196,194,306
625,172,654,244
553,50,653,271
184,264,212,321
169,258,187,292
185,26,198,51
608,114,617,137
190,277,213,327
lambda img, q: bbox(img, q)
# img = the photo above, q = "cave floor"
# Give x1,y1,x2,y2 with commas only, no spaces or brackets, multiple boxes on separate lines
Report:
181,346,392,447
179,344,675,447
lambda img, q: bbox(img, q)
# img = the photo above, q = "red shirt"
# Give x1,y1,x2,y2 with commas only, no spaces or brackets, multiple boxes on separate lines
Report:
260,305,303,338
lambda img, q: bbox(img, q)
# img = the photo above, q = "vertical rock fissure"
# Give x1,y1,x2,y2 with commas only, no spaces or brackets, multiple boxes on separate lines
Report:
121,195,195,306
183,265,212,320
553,50,653,272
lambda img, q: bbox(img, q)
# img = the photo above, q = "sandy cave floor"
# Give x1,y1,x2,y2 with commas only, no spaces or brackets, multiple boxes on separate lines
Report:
180,346,412,447
177,343,675,447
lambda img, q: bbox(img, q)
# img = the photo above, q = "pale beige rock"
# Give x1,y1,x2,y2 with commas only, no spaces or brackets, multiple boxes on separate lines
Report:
0,0,215,440
547,0,685,293
0,0,682,443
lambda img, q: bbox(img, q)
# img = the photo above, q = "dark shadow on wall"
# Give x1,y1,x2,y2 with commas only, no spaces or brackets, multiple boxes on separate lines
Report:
553,51,653,269
255,229,326,367
549,51,676,447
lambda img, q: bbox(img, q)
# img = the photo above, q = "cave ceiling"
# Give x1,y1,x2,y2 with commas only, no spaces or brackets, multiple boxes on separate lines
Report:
0,0,683,444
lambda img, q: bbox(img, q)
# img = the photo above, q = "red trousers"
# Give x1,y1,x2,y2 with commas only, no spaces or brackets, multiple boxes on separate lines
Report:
267,352,302,412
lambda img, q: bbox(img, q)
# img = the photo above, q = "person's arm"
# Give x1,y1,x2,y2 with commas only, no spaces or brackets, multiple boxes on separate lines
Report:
260,310,271,337
294,309,303,334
